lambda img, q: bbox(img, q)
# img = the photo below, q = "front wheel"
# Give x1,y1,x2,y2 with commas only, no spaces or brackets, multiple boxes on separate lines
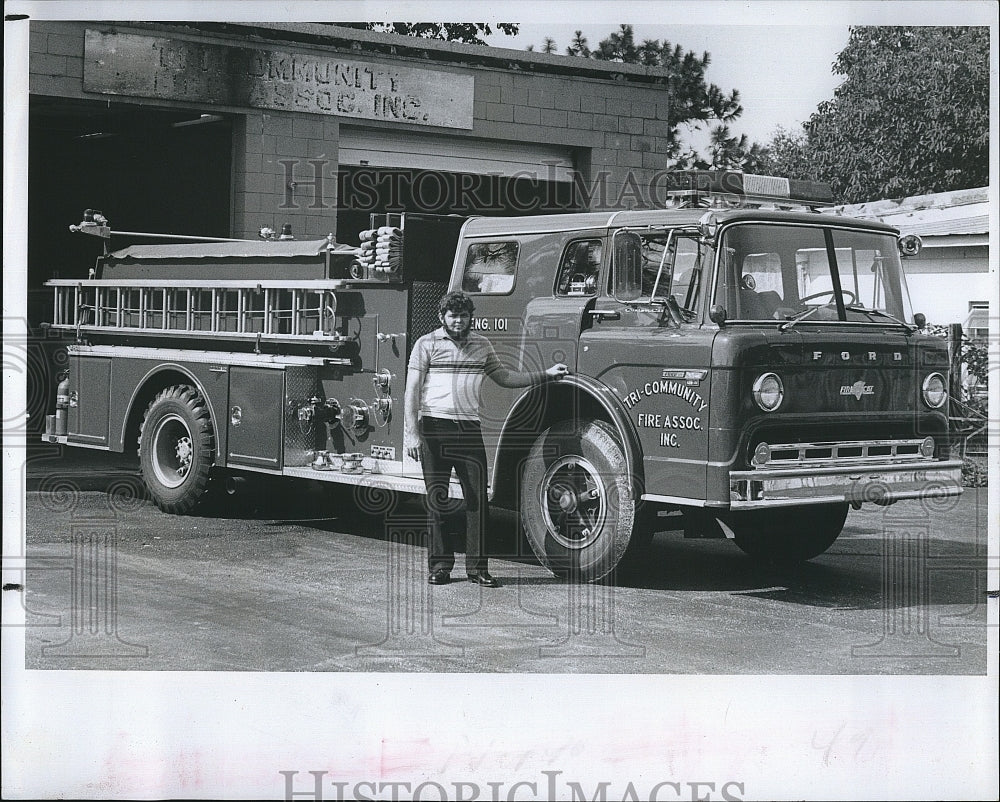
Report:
730,503,849,563
138,385,215,514
520,419,640,582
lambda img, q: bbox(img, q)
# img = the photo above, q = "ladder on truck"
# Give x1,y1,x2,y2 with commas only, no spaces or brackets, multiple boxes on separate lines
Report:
47,279,349,344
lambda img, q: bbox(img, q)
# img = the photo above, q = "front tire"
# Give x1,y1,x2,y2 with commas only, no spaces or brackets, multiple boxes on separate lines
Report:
520,419,639,582
730,503,849,562
138,385,215,514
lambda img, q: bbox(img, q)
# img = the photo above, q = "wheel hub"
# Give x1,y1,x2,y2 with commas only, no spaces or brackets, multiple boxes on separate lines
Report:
175,437,192,474
539,456,606,550
151,413,195,489
556,488,577,513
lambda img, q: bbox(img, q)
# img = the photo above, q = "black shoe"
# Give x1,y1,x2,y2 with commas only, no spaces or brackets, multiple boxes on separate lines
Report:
467,571,500,588
428,570,451,585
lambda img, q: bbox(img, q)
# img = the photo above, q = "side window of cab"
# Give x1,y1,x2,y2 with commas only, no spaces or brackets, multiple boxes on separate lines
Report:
462,241,519,294
556,239,603,296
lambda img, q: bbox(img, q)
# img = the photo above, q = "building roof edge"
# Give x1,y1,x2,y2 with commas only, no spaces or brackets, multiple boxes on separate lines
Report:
152,21,672,84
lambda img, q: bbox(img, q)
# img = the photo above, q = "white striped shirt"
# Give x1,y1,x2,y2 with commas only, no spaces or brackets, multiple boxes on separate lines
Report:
408,328,502,421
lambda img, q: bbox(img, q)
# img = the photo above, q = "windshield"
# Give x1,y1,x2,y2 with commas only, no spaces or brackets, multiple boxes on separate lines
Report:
714,223,913,323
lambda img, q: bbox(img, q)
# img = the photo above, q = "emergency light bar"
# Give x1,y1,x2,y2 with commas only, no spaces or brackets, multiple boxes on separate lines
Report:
665,170,834,210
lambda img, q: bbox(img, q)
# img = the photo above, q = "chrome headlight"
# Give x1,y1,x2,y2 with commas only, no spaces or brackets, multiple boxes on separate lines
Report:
752,372,784,412
922,373,947,409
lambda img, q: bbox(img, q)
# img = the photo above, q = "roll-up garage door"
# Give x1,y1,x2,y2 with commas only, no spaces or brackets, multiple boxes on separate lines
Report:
338,126,575,182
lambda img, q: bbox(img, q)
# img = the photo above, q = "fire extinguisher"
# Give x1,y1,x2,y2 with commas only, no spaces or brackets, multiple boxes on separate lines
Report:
54,371,70,436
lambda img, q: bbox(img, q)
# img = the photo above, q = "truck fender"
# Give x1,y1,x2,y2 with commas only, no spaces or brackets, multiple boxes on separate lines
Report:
492,373,644,502
119,363,222,461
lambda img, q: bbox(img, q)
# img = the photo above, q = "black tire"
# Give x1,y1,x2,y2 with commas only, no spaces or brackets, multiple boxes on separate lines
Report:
520,419,640,582
615,502,661,577
138,385,215,514
730,503,849,563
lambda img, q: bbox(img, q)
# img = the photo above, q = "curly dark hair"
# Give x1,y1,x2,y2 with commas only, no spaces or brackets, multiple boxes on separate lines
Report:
438,291,475,316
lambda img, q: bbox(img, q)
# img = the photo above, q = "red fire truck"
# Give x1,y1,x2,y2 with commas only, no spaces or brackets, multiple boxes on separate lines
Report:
41,171,963,581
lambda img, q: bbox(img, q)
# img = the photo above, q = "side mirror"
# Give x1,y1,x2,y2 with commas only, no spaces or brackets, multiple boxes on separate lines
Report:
612,231,643,302
698,211,719,243
709,305,728,326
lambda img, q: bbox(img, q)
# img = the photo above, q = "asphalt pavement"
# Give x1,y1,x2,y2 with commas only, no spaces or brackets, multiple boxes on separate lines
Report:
15,446,991,674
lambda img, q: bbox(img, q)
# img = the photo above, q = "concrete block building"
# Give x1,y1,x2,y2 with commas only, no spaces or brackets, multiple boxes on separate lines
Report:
28,20,680,319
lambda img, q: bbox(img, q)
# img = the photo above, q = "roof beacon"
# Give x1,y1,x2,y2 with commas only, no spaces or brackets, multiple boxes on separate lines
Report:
665,170,834,211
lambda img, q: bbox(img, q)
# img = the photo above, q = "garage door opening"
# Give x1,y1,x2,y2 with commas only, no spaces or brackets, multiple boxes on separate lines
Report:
336,166,578,244
335,127,578,242
26,97,234,437
28,96,233,324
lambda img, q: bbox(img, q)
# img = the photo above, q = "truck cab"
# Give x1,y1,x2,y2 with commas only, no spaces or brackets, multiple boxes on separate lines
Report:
449,173,961,578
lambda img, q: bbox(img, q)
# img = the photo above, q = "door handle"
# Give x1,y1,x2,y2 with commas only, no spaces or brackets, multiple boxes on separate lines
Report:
588,309,621,321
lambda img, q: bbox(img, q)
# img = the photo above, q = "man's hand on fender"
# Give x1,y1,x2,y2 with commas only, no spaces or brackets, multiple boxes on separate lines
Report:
546,363,570,379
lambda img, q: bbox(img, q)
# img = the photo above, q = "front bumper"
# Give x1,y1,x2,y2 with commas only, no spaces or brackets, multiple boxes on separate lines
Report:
728,459,963,509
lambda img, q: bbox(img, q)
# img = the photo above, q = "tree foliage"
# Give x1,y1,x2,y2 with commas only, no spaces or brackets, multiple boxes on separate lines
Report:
339,23,518,45
556,26,745,166
760,26,989,203
756,126,810,182
706,125,771,172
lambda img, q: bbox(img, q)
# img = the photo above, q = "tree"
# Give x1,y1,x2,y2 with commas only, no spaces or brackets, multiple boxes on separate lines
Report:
565,30,591,58
762,26,989,203
592,24,639,62
704,126,771,172
755,126,809,181
337,23,518,45
707,126,748,169
549,25,745,166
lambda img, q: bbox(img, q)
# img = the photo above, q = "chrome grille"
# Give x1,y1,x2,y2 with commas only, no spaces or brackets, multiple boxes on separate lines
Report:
752,438,932,469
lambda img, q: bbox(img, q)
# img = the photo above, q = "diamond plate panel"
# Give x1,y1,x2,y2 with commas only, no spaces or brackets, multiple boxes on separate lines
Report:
409,281,448,354
284,366,322,467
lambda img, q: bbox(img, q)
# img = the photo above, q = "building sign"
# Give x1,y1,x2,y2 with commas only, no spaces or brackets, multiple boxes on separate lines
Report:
83,30,474,129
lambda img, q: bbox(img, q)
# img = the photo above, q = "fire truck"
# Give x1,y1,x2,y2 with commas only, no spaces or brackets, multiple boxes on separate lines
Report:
41,171,963,581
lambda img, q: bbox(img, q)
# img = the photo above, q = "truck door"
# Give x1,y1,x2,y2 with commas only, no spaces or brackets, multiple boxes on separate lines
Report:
67,354,111,447
465,232,607,370
577,227,716,502
227,366,284,471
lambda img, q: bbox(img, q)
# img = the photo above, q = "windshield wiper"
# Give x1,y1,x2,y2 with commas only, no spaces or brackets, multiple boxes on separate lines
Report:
844,304,917,332
779,305,827,331
780,302,917,333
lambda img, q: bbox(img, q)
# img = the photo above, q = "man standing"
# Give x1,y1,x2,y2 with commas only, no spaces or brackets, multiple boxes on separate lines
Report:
405,291,568,587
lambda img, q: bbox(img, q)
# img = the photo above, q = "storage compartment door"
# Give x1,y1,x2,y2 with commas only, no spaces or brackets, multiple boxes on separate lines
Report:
68,355,111,447
227,367,284,470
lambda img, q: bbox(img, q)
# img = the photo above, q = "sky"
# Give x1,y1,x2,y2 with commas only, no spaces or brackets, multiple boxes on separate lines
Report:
486,24,850,150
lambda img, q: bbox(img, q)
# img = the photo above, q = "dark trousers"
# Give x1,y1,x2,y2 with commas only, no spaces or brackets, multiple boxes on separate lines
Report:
419,416,489,574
